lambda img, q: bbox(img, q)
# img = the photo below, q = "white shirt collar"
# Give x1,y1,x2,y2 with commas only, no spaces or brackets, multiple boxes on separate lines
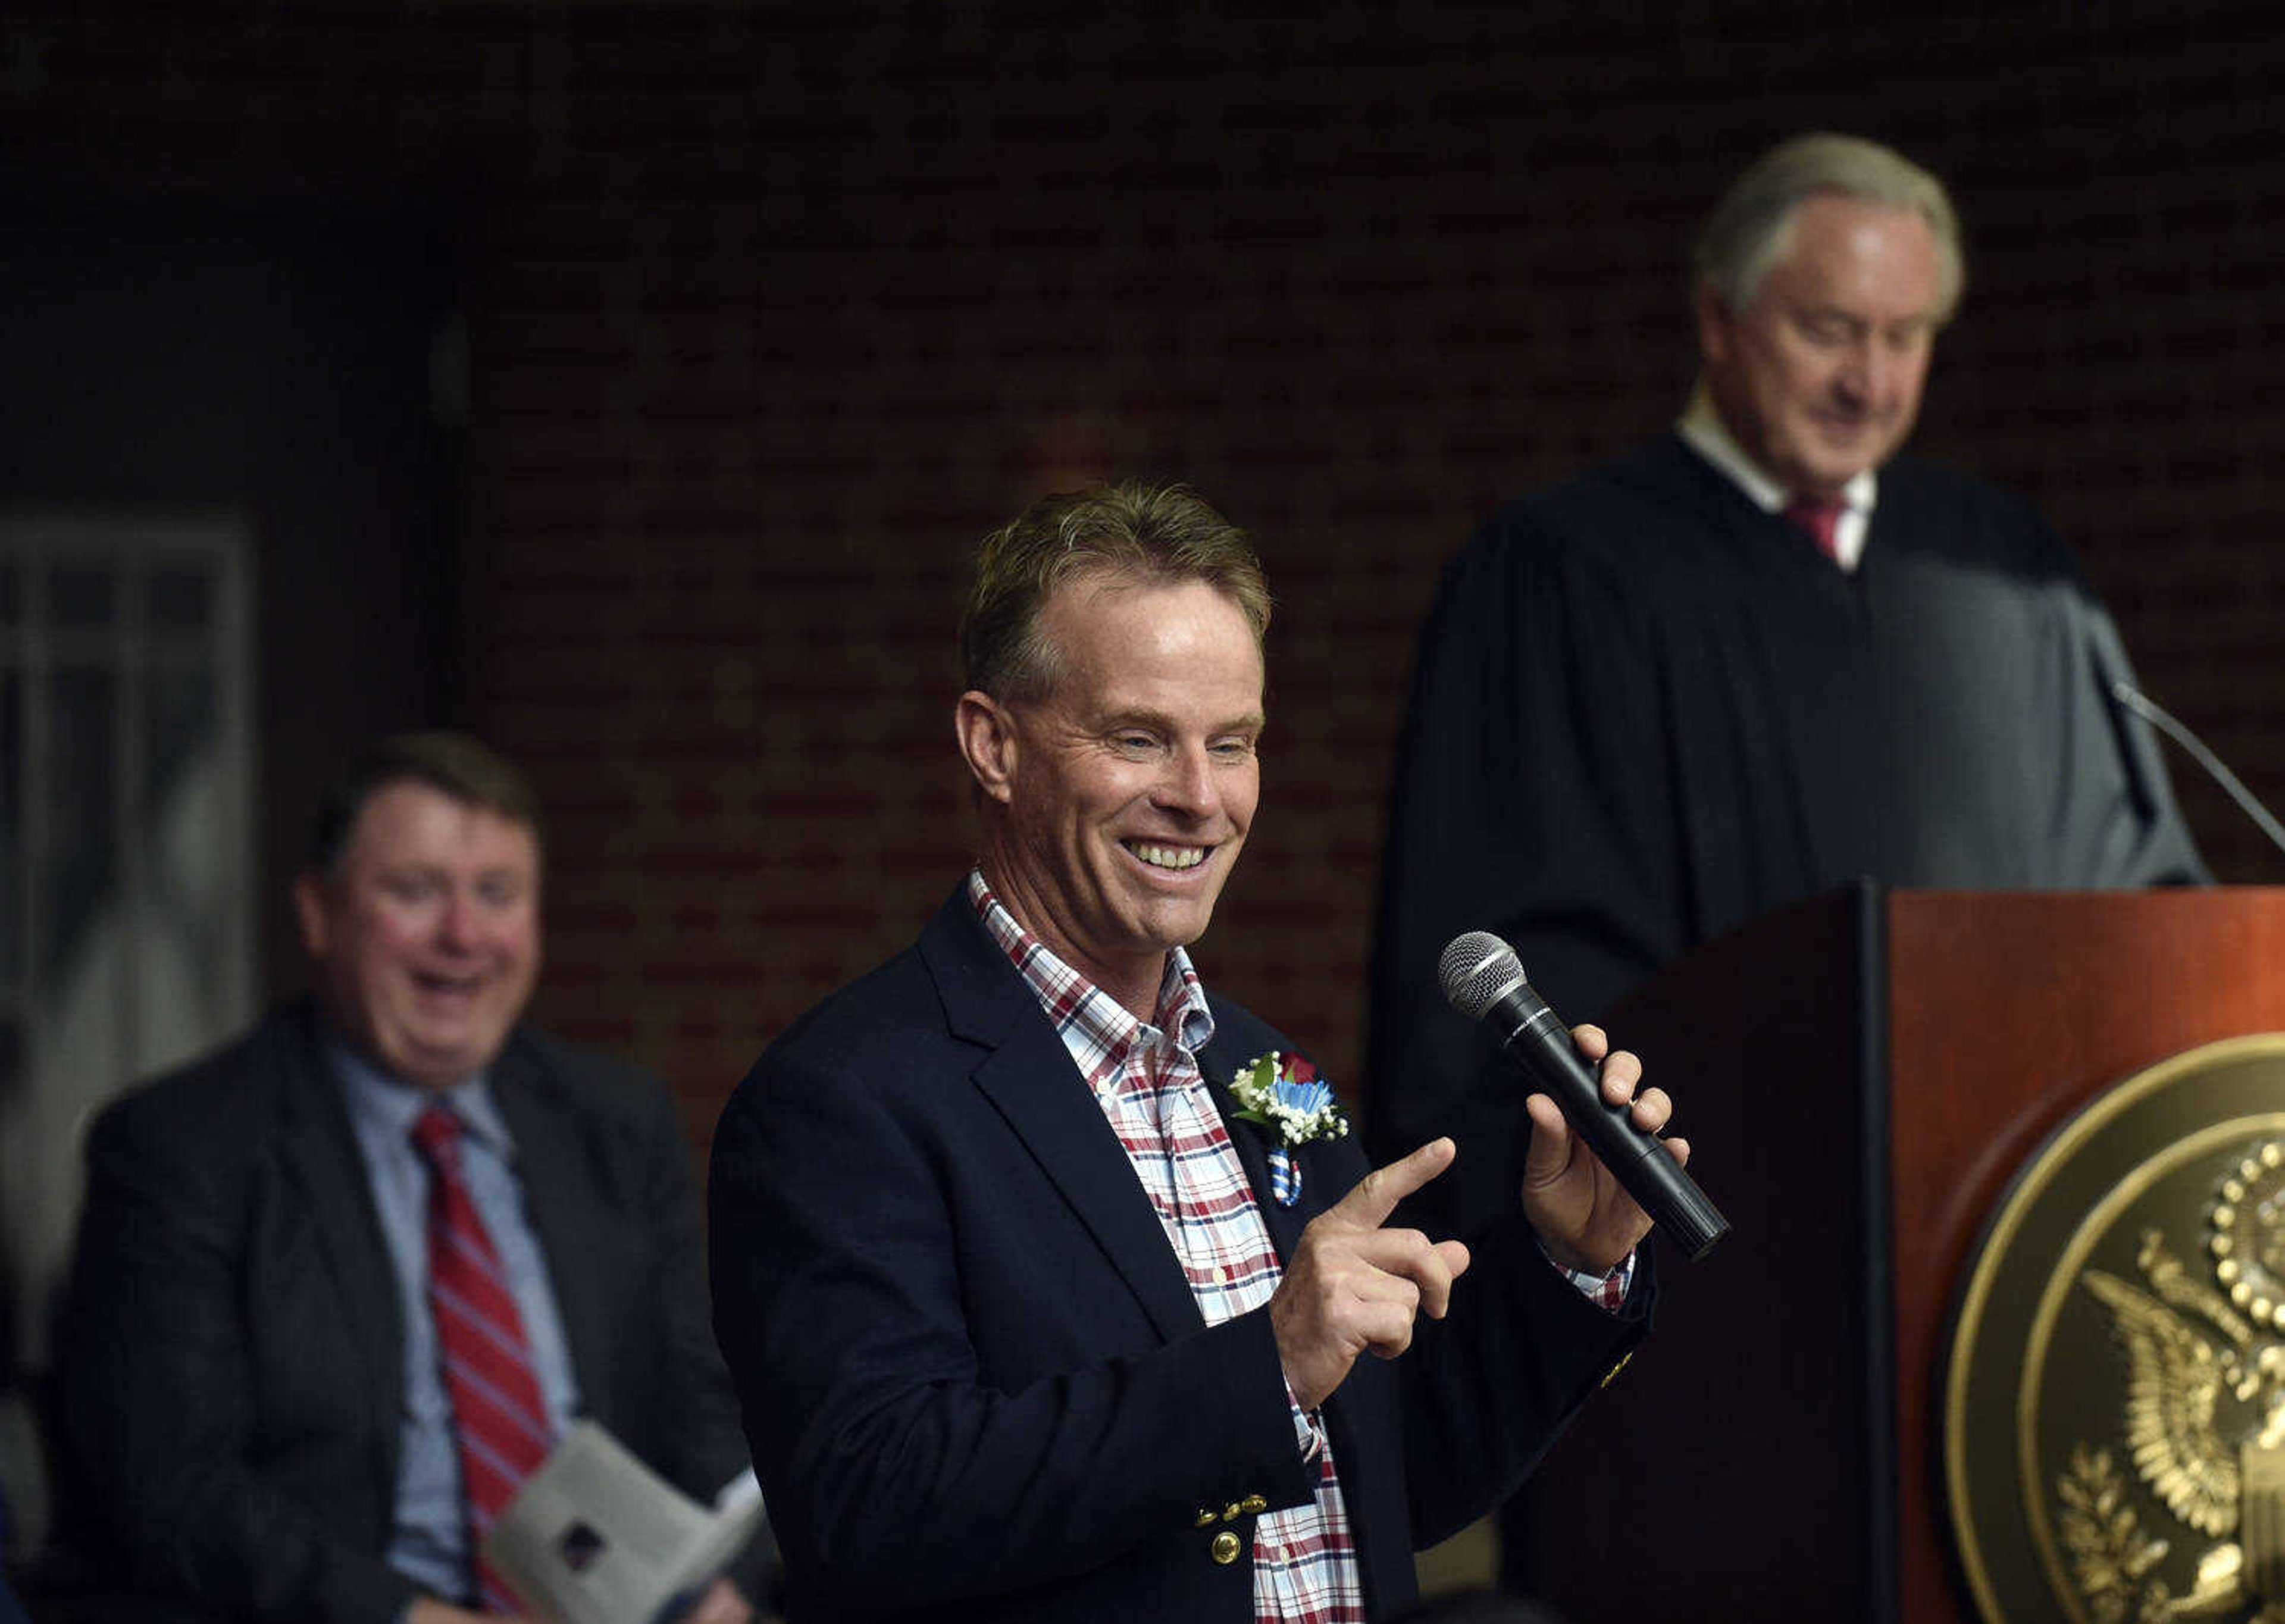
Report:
1676,382,1879,570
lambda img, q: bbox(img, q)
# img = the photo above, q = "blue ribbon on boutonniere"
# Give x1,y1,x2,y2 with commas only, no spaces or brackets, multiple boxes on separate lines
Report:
1228,1051,1351,1207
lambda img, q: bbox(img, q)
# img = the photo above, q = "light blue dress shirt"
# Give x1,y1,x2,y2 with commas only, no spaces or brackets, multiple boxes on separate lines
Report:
330,1043,583,1606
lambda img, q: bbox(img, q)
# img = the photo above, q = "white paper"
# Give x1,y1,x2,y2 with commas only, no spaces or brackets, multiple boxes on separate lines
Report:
483,1422,765,1624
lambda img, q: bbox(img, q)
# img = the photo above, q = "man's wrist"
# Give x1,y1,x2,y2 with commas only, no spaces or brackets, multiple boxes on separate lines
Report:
1282,1374,1328,1463
1542,1239,1635,1311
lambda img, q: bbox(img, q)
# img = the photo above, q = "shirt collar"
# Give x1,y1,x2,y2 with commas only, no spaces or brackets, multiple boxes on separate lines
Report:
327,1035,514,1159
965,868,1216,1075
1677,381,1879,520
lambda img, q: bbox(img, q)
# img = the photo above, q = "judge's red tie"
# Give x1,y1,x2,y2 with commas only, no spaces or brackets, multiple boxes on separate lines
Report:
411,1104,551,1614
1782,495,1847,561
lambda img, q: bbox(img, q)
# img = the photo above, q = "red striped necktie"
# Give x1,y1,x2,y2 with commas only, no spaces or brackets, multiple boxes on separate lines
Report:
411,1104,552,1614
1782,495,1848,562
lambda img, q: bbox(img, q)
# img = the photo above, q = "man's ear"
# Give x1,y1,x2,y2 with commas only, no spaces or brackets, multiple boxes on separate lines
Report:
954,690,1019,805
292,871,331,961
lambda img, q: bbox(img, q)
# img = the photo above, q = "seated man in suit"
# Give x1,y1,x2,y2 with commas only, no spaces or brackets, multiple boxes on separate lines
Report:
709,481,1689,1622
53,732,768,1624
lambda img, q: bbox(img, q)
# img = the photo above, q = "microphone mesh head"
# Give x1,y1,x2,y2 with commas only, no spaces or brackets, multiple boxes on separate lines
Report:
1438,931,1527,1021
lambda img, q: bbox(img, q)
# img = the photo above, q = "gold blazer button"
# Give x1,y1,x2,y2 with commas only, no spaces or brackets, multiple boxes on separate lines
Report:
1210,1530,1242,1565
1239,1494,1268,1515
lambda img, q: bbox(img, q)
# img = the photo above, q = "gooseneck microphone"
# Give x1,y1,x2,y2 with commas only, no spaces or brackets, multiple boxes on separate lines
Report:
2109,678,2285,862
1438,931,1729,1261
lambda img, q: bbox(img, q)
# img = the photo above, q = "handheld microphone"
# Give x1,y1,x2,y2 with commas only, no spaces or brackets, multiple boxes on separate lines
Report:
1438,931,1729,1261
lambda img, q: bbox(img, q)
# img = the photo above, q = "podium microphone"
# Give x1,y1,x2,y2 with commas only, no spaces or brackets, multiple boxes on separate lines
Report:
2109,678,2285,862
1438,931,1730,1261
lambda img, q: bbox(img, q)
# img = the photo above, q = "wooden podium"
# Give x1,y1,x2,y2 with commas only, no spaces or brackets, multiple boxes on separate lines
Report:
1517,884,2285,1624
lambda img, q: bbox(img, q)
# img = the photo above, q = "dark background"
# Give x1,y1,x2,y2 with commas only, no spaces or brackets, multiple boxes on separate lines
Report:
4,1,2280,1154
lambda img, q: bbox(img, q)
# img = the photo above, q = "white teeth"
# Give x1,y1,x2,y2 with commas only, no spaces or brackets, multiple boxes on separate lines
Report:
1129,843,1205,871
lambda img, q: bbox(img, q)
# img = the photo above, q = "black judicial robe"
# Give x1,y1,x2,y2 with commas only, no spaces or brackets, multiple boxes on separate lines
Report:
1366,433,2206,1239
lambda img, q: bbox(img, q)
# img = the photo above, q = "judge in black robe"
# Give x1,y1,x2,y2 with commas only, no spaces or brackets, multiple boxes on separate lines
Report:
1365,136,2206,1247
1366,423,2205,1242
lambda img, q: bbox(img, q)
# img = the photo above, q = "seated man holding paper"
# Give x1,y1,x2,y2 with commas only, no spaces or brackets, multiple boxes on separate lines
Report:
51,733,771,1624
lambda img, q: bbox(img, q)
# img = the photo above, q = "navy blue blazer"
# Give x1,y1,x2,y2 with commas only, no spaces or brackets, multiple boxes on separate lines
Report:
51,1000,756,1624
709,887,1651,1622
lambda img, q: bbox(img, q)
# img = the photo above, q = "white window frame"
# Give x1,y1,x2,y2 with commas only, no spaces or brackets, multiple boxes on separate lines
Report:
0,508,258,1378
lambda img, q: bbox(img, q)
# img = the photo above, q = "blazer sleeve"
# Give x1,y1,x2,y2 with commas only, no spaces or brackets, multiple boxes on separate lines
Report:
1275,1091,1653,1565
615,1065,783,1600
55,1094,418,1624
708,1040,1313,1613
613,1065,758,1490
1396,1215,1654,1548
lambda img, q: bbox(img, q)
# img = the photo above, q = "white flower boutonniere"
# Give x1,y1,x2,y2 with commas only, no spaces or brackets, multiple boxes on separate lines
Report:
1229,1051,1350,1206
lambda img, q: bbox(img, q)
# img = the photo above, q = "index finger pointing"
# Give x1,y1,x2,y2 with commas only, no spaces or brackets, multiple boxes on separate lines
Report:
1326,1137,1457,1231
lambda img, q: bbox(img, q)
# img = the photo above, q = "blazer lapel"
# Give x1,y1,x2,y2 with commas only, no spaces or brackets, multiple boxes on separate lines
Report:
274,1007,408,1501
1198,1042,1313,1263
921,893,1204,1344
490,1041,609,1398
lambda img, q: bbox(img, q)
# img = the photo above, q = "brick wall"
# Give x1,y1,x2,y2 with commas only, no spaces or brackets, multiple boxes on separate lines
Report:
7,2,2283,1151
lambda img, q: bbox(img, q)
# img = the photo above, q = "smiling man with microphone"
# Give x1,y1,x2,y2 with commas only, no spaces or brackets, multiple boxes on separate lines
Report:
709,481,1692,1624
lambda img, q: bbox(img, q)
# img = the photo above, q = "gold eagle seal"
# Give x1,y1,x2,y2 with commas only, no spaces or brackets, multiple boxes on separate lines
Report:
1948,1036,2285,1623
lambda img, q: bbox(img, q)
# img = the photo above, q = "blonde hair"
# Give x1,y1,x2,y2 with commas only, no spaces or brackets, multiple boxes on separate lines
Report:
960,481,1272,702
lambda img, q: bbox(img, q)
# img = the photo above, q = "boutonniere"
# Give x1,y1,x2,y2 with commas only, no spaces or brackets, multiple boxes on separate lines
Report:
1229,1052,1350,1207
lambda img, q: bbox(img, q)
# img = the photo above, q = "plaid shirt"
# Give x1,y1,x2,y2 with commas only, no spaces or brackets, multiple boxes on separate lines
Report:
968,872,1366,1624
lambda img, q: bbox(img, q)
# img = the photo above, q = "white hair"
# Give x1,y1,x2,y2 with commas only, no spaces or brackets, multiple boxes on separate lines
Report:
1691,132,1965,323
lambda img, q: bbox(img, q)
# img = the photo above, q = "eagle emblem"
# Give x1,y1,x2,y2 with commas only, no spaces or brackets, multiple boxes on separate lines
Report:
2071,1144,2285,1621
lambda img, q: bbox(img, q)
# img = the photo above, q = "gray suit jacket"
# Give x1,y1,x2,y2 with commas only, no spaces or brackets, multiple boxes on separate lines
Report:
51,999,754,1624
